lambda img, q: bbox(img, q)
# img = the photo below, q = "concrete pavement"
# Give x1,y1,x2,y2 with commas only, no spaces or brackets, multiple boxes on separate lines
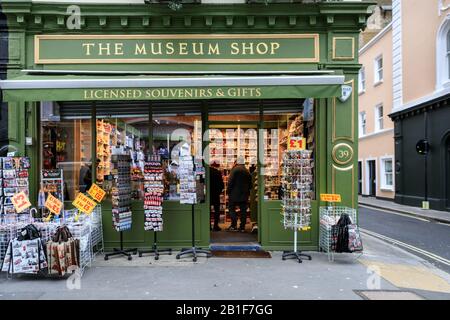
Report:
0,234,449,300
359,196,450,223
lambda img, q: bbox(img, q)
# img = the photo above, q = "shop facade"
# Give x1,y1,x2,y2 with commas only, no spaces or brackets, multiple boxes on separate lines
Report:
0,0,372,251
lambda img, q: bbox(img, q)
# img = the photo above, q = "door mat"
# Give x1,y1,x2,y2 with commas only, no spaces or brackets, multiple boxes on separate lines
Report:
354,290,425,300
211,251,272,258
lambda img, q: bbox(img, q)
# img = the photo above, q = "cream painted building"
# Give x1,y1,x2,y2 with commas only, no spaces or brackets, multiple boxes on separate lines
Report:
358,23,395,199
359,0,450,210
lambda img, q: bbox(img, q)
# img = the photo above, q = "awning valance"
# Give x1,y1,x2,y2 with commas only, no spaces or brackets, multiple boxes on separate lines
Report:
0,74,345,102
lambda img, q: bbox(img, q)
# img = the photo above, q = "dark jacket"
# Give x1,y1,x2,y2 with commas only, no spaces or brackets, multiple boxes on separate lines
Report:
210,167,224,203
227,164,252,203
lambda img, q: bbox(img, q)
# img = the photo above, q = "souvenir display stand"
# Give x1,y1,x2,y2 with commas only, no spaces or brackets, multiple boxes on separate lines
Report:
281,149,313,263
104,154,137,261
138,154,172,260
176,154,211,262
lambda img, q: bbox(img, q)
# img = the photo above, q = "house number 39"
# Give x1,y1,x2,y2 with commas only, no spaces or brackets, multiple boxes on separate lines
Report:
332,143,353,165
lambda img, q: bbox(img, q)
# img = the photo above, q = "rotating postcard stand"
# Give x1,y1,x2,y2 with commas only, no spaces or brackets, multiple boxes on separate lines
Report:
138,155,172,260
104,154,137,261
176,146,211,262
281,149,313,263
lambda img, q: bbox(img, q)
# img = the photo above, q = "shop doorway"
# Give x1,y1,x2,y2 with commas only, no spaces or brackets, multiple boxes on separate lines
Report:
208,121,259,245
367,160,376,197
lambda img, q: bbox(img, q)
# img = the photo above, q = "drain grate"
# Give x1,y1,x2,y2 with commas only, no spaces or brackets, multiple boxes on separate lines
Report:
354,290,425,300
211,251,272,258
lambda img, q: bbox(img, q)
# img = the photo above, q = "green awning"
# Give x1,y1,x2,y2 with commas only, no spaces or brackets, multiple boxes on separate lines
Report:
0,74,345,102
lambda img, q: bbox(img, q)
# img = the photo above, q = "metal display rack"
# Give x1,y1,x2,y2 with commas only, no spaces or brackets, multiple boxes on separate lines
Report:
281,149,313,263
319,206,359,262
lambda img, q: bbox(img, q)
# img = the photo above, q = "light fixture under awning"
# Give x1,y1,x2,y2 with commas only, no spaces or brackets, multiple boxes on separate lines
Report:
0,74,345,102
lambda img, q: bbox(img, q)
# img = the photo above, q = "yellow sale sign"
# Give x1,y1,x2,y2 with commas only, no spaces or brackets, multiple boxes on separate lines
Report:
88,184,106,203
320,194,342,203
72,193,97,215
288,137,306,150
45,193,63,215
11,192,32,213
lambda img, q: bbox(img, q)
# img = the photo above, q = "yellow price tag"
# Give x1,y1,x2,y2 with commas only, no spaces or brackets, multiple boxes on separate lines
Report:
45,193,63,215
288,137,306,151
320,194,342,203
11,192,32,213
87,184,106,203
72,193,97,215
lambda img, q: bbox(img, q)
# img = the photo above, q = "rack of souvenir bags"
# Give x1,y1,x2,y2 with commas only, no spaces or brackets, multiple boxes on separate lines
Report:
0,206,104,278
319,206,363,262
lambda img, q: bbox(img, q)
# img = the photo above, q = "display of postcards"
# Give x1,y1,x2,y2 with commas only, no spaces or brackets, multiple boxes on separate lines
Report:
3,205,16,214
3,169,17,179
3,187,18,197
16,178,29,187
2,157,14,170
3,179,18,188
17,170,29,178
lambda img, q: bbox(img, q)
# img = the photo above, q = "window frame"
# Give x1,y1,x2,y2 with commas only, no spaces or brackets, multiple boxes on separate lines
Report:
374,55,384,85
359,111,367,137
379,156,394,191
359,67,366,94
374,104,384,132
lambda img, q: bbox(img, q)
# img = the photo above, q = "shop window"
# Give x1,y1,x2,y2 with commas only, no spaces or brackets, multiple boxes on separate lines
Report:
95,116,150,201
380,157,394,190
40,103,92,202
359,111,367,137
262,99,315,201
374,55,383,85
359,67,366,94
375,104,384,131
153,115,202,201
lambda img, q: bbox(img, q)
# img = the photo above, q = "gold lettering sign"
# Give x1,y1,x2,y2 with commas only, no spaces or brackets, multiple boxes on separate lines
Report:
34,34,320,64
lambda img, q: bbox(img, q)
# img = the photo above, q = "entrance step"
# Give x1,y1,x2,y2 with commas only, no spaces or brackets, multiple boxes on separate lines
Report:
210,242,262,252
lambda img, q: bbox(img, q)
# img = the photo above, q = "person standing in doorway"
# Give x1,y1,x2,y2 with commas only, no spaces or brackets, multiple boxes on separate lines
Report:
227,156,252,232
210,161,224,231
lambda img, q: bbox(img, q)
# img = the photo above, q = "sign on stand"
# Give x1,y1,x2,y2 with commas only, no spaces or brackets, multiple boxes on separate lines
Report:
72,193,97,215
11,192,32,213
45,193,63,215
320,194,342,203
88,184,106,203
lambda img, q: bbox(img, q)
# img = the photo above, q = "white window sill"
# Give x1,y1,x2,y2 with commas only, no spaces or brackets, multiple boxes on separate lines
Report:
374,80,384,87
380,186,394,192
359,90,366,96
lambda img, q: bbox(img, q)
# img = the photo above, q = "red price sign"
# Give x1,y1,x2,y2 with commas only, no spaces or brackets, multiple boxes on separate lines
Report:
288,137,306,150
11,192,32,213
72,193,97,215
87,184,106,203
45,193,63,215
320,194,342,203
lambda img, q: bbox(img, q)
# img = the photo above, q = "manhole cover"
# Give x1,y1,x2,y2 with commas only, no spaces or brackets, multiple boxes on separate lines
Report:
354,290,425,300
211,251,272,258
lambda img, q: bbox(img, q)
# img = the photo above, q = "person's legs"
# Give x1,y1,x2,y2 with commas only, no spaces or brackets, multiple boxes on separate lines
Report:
213,201,221,231
228,202,238,229
239,202,248,230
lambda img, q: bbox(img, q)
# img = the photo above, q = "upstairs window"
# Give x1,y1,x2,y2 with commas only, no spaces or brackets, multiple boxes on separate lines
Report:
359,111,367,137
374,55,383,84
375,104,384,131
359,67,366,93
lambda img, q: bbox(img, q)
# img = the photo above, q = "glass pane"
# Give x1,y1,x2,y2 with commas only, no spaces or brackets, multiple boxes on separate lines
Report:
262,99,315,201
96,116,149,201
385,160,392,173
386,173,393,186
153,115,202,201
40,103,92,202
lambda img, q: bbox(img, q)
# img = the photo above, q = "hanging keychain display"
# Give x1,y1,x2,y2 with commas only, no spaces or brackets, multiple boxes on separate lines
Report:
281,149,313,263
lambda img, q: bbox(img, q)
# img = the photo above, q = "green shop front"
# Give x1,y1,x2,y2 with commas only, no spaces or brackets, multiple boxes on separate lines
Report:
0,1,372,252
